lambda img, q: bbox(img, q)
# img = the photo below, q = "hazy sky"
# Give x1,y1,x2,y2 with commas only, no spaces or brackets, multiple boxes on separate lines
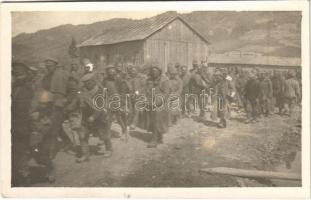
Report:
12,11,166,37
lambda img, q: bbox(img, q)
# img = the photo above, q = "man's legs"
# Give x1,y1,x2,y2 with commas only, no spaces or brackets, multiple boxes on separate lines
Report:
98,116,113,157
11,134,30,186
76,126,90,163
49,106,65,159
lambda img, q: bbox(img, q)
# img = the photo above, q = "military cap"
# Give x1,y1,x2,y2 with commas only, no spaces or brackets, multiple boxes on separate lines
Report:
175,62,181,68
82,58,91,65
106,64,115,70
288,70,296,78
44,57,58,64
127,63,136,70
28,66,39,72
202,62,209,68
150,65,162,74
12,62,30,72
249,71,256,78
167,65,178,75
181,65,188,69
81,72,95,82
214,70,222,76
151,61,159,68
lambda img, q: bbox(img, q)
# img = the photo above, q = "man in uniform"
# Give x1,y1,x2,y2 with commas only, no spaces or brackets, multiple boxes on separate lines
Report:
142,64,170,148
244,72,260,123
77,73,113,162
127,64,147,129
259,71,273,117
283,70,301,116
234,68,247,112
213,70,233,128
179,65,191,117
104,65,130,141
12,62,34,186
271,70,286,115
189,60,209,119
42,58,70,159
167,65,183,125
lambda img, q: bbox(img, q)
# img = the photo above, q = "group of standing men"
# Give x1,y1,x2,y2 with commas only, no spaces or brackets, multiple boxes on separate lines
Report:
11,57,301,186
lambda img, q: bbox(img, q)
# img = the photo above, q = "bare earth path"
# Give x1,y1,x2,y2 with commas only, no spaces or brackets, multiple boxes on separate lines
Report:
34,111,301,187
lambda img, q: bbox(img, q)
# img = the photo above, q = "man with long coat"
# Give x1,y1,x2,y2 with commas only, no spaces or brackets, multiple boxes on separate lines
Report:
12,62,34,186
167,65,183,125
284,70,301,116
127,64,147,129
179,65,192,117
137,64,170,148
42,58,70,159
104,65,131,141
211,70,233,128
271,70,286,115
189,61,209,119
77,73,113,162
244,72,260,123
259,71,273,116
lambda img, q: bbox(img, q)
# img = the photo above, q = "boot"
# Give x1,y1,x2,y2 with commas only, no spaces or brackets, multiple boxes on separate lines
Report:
103,150,112,158
147,140,158,148
222,119,227,128
157,133,163,144
97,145,106,155
76,145,89,163
46,174,56,183
147,132,158,148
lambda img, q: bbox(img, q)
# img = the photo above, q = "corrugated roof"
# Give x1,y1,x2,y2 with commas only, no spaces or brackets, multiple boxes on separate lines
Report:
79,12,209,47
209,54,301,67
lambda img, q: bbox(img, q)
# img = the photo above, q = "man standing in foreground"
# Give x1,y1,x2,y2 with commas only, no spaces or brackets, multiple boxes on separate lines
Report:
244,72,260,123
284,70,301,116
77,73,113,162
12,62,34,186
42,58,70,159
179,65,191,117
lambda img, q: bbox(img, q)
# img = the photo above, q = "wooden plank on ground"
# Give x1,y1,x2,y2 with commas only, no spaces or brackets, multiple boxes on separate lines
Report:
199,167,301,181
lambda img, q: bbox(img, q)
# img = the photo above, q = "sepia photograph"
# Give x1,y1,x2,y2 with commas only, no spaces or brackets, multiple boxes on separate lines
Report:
0,1,310,198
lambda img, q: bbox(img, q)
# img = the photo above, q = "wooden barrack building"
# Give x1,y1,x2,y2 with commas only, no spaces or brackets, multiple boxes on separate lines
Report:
78,12,210,72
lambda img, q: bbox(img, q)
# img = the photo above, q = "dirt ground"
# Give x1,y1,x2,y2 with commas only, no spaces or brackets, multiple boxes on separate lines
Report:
33,109,301,187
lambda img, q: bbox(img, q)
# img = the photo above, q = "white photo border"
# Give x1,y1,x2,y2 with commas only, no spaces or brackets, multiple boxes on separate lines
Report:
0,1,310,198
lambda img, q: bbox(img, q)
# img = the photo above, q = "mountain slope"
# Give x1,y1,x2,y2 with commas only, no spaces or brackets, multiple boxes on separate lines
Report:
12,11,301,65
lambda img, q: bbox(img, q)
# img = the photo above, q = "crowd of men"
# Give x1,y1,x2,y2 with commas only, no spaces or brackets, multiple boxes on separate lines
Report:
12,57,301,186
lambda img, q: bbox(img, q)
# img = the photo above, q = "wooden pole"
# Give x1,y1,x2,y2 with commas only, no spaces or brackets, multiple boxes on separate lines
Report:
199,167,301,181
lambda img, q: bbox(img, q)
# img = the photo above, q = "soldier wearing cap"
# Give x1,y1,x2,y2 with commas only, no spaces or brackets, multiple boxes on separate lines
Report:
179,65,191,117
12,62,34,186
258,71,273,117
189,60,208,119
174,62,181,73
127,64,147,129
190,60,199,73
76,72,113,162
41,57,58,91
283,70,301,116
136,63,170,148
235,68,248,111
244,71,260,123
41,57,71,159
211,70,233,128
104,64,130,140
271,70,284,114
167,65,183,125
29,90,56,183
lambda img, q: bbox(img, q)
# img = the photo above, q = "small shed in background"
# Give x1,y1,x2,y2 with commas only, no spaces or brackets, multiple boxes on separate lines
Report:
78,12,210,72
208,53,301,71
